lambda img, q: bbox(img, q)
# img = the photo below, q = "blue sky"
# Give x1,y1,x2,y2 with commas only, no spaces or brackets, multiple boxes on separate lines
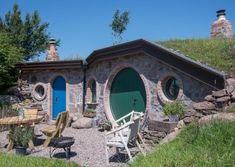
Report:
1,0,234,60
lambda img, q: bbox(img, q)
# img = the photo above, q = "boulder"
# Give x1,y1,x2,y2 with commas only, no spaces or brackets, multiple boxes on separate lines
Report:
193,101,215,111
184,108,197,117
183,116,195,124
71,117,92,129
204,95,215,102
177,120,185,129
212,89,227,98
199,113,235,125
216,96,231,103
226,78,235,86
231,92,235,101
225,85,234,94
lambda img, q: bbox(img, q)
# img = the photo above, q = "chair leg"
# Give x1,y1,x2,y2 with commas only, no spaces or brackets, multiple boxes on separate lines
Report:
136,140,146,156
105,146,109,165
138,132,147,149
43,137,52,147
28,140,34,150
7,139,14,151
124,144,133,162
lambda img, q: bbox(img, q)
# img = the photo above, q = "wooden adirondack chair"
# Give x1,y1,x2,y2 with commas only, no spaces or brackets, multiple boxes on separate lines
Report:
105,111,146,164
41,111,69,147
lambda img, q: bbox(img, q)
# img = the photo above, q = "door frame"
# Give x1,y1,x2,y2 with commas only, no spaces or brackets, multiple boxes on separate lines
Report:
103,63,150,124
48,74,68,120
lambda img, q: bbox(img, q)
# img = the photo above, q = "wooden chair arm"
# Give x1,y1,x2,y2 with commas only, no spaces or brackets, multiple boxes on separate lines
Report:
106,121,134,136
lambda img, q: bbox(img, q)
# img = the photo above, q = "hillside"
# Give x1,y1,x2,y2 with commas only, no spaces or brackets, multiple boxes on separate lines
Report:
130,121,235,167
158,38,235,75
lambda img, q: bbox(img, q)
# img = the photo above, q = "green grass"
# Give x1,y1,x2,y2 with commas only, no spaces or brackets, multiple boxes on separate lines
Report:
0,152,79,167
158,38,235,74
130,121,235,167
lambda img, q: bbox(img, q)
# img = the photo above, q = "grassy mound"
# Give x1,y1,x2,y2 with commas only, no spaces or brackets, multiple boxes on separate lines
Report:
130,121,235,167
158,38,235,74
0,152,79,167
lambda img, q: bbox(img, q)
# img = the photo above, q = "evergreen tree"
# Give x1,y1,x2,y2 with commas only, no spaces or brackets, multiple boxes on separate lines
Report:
0,4,50,60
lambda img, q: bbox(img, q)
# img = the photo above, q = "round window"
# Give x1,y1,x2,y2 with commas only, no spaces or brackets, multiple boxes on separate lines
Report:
157,74,183,104
33,83,46,101
163,77,179,100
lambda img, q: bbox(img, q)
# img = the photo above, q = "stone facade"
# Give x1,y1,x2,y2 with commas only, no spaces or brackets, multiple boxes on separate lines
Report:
86,53,214,122
19,69,84,118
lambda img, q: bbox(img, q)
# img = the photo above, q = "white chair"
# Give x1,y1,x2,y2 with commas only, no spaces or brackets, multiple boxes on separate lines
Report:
105,111,146,164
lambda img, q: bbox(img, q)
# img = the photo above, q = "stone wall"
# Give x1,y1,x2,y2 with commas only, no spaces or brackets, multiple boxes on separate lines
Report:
19,69,84,117
86,53,214,121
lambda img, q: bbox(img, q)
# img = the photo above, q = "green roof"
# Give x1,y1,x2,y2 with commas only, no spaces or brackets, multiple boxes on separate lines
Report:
157,38,235,75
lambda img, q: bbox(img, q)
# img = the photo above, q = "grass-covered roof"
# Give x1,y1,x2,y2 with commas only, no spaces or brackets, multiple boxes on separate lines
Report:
158,38,235,75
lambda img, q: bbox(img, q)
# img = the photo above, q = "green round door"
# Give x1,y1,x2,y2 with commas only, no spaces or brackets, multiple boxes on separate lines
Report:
110,68,146,120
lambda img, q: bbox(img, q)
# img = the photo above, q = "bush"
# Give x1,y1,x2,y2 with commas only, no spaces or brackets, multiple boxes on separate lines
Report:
9,126,33,147
163,100,186,117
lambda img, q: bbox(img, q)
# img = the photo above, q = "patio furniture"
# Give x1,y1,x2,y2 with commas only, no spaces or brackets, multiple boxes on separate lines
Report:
105,111,146,164
24,108,38,119
41,111,69,147
0,115,44,151
49,137,75,160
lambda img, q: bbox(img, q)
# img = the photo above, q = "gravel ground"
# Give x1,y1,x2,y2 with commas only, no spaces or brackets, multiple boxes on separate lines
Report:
0,123,131,167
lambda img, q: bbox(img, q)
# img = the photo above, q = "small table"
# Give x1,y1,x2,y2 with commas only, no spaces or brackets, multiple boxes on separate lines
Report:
0,115,44,150
49,137,75,160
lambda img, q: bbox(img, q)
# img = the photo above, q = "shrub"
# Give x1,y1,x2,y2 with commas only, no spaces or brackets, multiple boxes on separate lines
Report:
163,100,186,117
9,126,33,147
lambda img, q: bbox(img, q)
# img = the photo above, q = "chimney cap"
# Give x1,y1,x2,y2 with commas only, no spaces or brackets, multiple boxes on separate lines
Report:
216,9,226,17
49,38,56,44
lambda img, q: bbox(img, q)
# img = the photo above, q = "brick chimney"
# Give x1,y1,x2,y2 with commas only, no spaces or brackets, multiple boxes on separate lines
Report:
46,39,59,61
211,10,233,38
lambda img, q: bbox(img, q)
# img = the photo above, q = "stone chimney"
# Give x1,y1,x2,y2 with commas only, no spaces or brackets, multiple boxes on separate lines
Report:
211,10,233,38
46,39,59,61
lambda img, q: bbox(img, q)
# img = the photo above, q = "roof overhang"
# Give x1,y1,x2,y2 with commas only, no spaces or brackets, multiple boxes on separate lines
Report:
16,60,83,71
86,39,227,90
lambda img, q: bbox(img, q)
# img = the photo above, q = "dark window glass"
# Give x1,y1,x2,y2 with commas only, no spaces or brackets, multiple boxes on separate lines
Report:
35,85,44,98
163,77,179,100
91,80,96,103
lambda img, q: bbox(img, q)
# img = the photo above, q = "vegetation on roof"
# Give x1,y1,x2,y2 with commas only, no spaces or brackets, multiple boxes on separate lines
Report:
158,38,235,75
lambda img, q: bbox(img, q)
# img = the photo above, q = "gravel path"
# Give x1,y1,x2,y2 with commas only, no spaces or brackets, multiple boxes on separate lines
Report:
0,124,129,167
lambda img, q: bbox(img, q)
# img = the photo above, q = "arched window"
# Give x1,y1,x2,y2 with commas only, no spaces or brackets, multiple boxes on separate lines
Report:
86,79,97,103
91,80,96,103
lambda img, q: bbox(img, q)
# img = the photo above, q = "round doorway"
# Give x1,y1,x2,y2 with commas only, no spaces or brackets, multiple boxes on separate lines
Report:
109,68,146,120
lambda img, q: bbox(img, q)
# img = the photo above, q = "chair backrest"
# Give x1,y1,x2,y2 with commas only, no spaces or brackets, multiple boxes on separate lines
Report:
53,111,69,137
24,108,38,118
123,112,143,141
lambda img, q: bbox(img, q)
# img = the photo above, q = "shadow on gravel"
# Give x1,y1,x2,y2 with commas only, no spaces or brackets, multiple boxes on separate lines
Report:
109,153,129,163
53,151,77,159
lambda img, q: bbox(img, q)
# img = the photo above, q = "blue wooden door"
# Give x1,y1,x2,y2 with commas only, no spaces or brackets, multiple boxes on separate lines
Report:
52,76,66,120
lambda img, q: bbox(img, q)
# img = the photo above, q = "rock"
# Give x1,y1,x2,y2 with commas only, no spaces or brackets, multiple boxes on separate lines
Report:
226,78,235,86
226,85,234,94
160,129,181,145
216,96,231,103
195,112,204,118
199,113,235,125
212,89,227,98
231,92,235,101
71,117,92,129
184,108,197,117
204,95,215,102
193,101,215,110
201,110,217,115
7,86,20,97
177,120,185,129
183,116,195,124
